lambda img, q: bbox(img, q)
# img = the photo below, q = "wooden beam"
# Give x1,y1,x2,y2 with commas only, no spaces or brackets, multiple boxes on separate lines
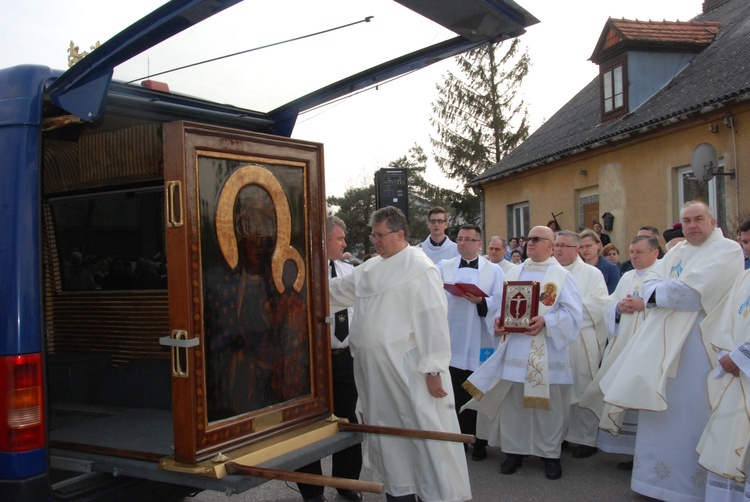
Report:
338,422,475,444
225,463,384,493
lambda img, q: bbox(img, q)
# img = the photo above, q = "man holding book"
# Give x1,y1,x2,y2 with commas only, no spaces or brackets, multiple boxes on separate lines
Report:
437,224,505,461
463,225,582,480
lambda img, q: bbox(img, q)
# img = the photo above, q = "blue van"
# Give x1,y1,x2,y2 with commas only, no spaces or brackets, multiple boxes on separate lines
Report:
0,1,536,499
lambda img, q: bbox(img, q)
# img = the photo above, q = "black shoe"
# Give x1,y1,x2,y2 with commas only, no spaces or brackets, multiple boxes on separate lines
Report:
336,489,362,501
500,454,523,474
336,489,363,501
572,445,598,458
472,440,488,461
618,460,634,471
305,496,328,502
544,458,562,480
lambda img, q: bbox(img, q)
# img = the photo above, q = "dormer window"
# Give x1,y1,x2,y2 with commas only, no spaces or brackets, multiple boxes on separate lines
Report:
590,18,719,124
603,65,623,112
599,55,627,121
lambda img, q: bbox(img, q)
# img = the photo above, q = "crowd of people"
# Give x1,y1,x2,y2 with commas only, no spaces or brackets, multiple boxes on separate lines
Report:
302,202,750,501
62,252,167,291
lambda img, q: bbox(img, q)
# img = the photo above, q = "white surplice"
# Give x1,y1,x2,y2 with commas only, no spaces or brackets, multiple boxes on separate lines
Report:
329,245,470,502
419,235,459,264
438,256,505,371
698,269,750,501
561,257,609,447
600,228,744,502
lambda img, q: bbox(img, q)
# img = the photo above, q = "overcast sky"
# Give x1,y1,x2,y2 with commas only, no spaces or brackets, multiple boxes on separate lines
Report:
1,0,704,197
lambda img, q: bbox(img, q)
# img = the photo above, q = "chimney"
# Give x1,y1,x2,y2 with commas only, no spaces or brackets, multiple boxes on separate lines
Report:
703,0,729,14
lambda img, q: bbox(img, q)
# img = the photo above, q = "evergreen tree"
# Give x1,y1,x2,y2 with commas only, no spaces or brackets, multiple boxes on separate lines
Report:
430,39,531,223
327,145,463,255
327,184,377,258
387,144,459,244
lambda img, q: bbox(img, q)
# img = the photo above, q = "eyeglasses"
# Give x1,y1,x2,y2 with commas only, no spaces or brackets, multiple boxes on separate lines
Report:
553,244,578,249
526,236,551,243
428,219,446,225
369,230,399,242
455,237,481,243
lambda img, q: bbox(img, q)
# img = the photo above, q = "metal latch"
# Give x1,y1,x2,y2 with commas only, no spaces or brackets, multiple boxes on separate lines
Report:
160,330,199,378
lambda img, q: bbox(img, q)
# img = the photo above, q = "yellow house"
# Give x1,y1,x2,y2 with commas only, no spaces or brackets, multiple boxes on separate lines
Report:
470,0,750,252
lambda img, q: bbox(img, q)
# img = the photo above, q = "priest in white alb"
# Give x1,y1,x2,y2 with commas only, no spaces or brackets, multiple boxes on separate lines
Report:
463,225,582,480
578,234,660,465
552,230,609,459
600,201,744,502
438,224,505,461
329,206,470,502
697,268,750,501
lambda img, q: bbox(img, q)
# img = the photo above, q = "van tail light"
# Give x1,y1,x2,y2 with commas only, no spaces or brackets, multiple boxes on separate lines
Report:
0,354,45,451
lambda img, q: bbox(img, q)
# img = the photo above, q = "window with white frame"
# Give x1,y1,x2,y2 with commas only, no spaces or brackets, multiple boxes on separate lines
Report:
510,202,530,239
602,64,624,113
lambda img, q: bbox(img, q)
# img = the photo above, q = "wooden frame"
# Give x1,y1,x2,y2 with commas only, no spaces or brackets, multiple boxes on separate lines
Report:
163,121,330,464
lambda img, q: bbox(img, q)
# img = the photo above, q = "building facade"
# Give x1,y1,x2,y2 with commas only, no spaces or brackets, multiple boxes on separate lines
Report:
471,0,749,251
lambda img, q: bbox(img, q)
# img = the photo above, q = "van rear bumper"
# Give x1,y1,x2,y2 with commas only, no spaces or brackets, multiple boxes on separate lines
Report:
0,472,49,502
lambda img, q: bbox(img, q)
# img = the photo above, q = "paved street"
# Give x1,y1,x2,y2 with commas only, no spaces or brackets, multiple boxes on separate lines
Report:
191,444,651,501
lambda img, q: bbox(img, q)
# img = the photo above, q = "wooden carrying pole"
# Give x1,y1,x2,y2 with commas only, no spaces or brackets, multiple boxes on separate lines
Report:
338,422,475,444
225,463,384,493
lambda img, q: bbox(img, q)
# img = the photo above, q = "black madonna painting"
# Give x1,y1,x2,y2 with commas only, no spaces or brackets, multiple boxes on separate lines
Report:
202,162,310,420
164,122,329,463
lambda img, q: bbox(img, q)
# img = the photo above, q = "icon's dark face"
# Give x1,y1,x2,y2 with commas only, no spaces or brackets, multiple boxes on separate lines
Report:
234,185,276,273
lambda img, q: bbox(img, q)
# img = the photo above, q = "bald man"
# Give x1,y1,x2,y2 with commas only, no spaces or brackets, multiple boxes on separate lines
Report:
464,225,582,480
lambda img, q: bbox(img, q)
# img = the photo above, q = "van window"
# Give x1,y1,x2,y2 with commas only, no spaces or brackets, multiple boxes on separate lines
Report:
50,188,166,291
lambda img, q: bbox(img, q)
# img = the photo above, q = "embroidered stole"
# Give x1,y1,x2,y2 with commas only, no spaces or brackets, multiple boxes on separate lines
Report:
504,262,567,409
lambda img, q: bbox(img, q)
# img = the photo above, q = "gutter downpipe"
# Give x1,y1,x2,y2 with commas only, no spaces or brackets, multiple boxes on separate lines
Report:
726,113,740,223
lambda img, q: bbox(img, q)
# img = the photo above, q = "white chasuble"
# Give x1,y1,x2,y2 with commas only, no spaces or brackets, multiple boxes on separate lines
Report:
579,265,653,443
698,269,750,487
599,228,743,502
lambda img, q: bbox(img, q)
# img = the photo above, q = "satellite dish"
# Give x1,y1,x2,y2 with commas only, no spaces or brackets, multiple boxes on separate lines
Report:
690,143,718,182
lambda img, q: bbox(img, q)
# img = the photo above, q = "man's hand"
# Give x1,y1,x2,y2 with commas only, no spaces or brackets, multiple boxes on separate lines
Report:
618,294,645,314
525,315,545,336
719,354,741,377
426,373,448,398
494,316,507,338
463,292,482,304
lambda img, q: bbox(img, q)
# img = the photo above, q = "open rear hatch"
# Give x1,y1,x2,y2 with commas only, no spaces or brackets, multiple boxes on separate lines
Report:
42,0,537,494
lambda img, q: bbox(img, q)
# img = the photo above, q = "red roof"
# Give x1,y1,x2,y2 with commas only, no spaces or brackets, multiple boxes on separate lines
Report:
592,18,720,62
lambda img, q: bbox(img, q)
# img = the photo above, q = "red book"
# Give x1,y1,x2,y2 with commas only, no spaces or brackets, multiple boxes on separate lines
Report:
499,281,540,333
443,282,488,298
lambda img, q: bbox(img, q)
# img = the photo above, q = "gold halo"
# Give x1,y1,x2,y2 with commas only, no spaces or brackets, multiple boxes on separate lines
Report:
215,164,305,293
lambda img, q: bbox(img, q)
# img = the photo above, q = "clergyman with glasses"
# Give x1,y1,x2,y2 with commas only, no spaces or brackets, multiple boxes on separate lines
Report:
437,224,506,462
463,225,582,481
552,230,608,460
328,206,471,502
419,206,459,264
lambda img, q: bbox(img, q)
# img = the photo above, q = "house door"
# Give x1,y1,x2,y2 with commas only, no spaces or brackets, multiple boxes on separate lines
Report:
162,121,331,464
581,196,600,230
